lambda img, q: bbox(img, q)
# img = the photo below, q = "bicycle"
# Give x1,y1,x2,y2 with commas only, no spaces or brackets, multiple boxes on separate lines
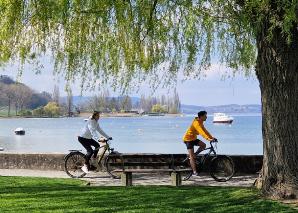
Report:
180,140,235,182
64,138,122,179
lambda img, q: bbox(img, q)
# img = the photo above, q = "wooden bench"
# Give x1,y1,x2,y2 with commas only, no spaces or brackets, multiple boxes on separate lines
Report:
107,154,191,186
114,168,191,186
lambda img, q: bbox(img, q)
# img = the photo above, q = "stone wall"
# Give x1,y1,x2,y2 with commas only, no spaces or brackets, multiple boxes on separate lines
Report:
0,153,263,174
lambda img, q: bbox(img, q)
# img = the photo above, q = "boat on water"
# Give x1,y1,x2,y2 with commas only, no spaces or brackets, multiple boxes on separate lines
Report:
14,127,25,135
213,113,233,124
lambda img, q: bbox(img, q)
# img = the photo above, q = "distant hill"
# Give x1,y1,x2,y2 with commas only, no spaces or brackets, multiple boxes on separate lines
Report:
181,104,261,114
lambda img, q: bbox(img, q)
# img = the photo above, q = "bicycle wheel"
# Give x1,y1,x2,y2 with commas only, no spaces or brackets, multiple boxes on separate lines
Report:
104,154,122,179
64,152,87,178
178,157,193,181
210,155,234,182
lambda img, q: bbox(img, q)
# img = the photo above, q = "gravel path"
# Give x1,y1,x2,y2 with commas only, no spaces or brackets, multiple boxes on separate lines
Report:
0,169,257,187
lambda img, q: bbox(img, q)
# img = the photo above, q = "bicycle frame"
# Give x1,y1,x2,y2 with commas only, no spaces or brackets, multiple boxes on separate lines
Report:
196,141,217,166
94,141,114,165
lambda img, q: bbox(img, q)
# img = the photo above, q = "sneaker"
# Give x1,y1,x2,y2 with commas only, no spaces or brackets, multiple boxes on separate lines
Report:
81,164,90,173
192,172,199,177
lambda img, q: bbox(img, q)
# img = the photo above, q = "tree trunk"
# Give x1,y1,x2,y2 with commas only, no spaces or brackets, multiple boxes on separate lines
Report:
8,98,11,117
255,25,298,199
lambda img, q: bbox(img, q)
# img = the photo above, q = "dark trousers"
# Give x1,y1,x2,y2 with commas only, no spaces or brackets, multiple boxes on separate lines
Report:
78,137,100,167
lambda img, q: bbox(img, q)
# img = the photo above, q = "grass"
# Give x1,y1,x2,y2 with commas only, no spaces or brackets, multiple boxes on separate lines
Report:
0,109,9,117
0,176,296,213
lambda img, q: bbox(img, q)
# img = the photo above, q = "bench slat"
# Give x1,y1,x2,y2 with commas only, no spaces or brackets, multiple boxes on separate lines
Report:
114,169,192,173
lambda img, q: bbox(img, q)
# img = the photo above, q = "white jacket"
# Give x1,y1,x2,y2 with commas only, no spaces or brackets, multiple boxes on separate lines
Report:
80,117,109,141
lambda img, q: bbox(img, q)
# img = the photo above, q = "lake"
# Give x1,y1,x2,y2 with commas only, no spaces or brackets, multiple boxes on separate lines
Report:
0,114,262,155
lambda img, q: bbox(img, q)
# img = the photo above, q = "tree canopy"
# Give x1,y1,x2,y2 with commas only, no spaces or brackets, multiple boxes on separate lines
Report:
0,0,267,90
1,1,297,90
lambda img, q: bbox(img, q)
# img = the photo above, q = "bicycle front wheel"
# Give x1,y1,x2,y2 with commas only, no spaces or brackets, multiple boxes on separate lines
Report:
104,154,122,179
210,155,234,182
64,152,87,178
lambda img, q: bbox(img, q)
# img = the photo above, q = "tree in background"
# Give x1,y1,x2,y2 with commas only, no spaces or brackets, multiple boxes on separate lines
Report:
32,107,45,117
0,76,51,116
151,104,166,113
168,89,181,114
66,88,73,117
12,83,33,115
119,95,132,111
44,102,60,117
52,85,60,105
2,84,15,116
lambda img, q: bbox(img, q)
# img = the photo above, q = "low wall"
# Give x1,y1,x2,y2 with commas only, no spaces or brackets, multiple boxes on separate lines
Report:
0,153,263,174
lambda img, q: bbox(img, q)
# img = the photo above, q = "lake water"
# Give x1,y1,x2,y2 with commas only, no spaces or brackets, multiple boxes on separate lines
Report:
0,114,263,155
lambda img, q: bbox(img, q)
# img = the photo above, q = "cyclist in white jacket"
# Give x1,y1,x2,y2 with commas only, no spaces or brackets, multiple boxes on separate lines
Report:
78,111,112,173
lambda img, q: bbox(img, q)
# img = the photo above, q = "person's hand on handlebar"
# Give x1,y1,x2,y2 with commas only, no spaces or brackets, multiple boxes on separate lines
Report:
211,138,218,142
108,137,113,140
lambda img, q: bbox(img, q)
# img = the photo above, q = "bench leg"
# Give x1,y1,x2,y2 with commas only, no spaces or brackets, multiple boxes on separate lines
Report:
121,172,132,186
171,172,182,186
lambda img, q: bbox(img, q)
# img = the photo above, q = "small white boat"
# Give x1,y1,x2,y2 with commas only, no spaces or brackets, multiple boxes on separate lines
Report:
14,127,25,135
213,113,233,124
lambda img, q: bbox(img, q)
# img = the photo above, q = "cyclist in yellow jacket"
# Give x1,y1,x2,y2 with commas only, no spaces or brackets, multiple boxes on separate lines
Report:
183,111,217,176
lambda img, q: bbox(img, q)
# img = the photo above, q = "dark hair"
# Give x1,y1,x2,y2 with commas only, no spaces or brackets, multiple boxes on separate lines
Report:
91,111,100,119
197,111,207,118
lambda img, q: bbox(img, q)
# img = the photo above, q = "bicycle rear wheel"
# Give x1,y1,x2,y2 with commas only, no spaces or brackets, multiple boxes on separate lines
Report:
104,154,122,179
64,152,87,178
210,155,234,182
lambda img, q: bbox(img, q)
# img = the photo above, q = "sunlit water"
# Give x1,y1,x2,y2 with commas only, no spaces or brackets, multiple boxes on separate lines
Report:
0,114,262,154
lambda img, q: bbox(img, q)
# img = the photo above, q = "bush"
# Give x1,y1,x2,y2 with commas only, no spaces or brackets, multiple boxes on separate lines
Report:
18,110,32,116
32,107,45,116
151,104,167,113
44,102,60,117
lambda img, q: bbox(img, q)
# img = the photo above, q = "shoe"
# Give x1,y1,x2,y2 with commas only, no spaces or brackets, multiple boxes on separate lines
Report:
81,164,90,173
89,165,97,171
192,172,199,177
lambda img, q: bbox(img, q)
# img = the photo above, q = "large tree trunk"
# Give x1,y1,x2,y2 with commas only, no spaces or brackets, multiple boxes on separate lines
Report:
255,25,298,199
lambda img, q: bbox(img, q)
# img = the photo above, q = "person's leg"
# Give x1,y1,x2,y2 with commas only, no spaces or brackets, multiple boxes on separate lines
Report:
185,141,197,174
78,137,94,168
89,139,100,158
195,139,206,154
188,148,197,174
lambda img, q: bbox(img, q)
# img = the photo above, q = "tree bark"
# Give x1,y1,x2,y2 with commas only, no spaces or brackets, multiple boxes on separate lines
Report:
255,24,298,199
8,98,11,117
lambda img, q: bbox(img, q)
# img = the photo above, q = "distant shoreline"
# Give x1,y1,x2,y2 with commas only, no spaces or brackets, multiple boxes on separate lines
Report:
0,112,184,119
0,112,261,119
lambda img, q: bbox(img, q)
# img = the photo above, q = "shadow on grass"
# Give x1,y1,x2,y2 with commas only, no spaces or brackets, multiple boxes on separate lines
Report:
0,176,296,213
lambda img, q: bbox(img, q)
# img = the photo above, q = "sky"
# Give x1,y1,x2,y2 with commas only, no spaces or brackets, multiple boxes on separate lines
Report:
0,59,261,106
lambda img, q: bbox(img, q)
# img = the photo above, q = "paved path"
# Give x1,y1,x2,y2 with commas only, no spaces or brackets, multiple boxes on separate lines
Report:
0,169,257,187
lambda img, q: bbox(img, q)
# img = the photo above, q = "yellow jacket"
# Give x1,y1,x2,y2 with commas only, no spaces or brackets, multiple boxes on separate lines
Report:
183,118,213,142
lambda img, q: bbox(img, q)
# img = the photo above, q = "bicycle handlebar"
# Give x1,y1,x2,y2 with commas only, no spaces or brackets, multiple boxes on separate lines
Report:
210,140,218,144
98,138,111,143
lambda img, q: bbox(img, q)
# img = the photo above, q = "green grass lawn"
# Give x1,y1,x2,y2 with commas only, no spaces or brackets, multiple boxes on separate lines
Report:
0,109,9,117
0,176,296,213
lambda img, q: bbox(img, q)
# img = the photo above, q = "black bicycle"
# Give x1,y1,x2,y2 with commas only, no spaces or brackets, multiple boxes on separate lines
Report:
64,138,122,179
181,140,235,182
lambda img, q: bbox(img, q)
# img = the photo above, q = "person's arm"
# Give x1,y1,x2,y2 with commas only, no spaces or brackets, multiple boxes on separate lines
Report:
194,122,214,141
96,122,110,139
87,120,100,141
